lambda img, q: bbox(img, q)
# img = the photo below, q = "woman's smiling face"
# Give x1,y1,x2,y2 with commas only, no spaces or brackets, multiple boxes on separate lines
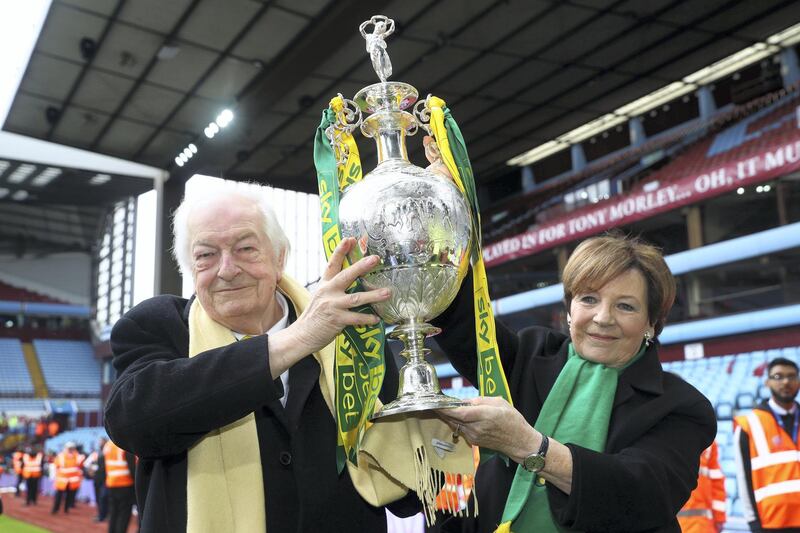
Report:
568,268,654,368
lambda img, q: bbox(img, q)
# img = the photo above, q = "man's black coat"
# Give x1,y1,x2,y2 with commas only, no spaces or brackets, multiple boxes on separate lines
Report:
104,294,416,533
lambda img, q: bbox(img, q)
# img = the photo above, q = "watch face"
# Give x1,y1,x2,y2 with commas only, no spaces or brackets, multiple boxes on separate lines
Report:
523,454,545,473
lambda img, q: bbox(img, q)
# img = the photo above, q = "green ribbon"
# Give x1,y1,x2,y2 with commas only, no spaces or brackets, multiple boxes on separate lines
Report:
313,106,386,471
439,107,481,262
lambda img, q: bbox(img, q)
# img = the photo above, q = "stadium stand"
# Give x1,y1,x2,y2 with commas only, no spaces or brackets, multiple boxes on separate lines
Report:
0,398,46,414
0,279,67,304
32,339,101,397
0,337,35,395
45,426,108,454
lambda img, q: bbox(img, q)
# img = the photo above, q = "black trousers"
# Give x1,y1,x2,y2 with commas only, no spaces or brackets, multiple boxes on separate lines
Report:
14,473,23,496
52,488,76,513
24,477,39,504
94,477,108,519
108,486,135,533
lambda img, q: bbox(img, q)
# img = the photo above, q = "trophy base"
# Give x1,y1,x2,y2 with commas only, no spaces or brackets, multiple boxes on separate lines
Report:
371,392,466,420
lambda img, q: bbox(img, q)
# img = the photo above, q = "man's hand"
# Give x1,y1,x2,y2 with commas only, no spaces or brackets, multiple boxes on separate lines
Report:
292,237,389,354
267,238,390,377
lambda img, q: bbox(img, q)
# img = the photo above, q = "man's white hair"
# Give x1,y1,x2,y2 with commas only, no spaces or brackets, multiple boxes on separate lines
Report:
172,181,291,278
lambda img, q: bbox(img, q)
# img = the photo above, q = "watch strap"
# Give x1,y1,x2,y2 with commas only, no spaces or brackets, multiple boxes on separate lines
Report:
538,434,549,458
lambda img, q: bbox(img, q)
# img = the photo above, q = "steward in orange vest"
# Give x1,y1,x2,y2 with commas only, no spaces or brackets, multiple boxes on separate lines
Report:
103,440,136,533
103,440,134,489
734,357,800,532
12,450,23,475
678,441,726,532
51,442,83,514
22,451,43,479
12,450,23,497
434,445,479,515
35,420,46,440
22,448,43,506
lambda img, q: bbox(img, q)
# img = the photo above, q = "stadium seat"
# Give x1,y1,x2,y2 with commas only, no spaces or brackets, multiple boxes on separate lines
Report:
33,339,101,396
716,402,734,420
736,393,755,410
724,477,738,501
0,338,35,395
45,426,108,454
0,397,46,415
756,385,770,401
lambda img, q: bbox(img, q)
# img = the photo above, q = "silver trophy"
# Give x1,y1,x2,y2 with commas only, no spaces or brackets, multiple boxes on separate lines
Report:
331,15,472,419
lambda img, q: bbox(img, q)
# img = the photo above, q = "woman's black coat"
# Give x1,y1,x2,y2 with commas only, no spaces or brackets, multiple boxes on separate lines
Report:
432,279,716,533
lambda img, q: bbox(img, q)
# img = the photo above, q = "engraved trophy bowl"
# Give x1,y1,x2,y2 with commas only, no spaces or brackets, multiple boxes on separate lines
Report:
334,15,472,419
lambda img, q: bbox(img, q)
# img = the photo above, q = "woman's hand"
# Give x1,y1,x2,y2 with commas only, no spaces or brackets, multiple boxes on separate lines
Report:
268,238,390,376
438,396,574,493
423,136,454,181
437,396,540,463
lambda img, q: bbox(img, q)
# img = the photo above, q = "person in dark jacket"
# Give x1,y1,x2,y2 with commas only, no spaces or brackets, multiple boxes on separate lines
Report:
435,234,716,532
85,437,108,522
104,182,417,533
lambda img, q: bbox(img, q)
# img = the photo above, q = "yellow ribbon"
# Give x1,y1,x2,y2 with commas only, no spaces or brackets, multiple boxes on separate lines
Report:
427,95,513,404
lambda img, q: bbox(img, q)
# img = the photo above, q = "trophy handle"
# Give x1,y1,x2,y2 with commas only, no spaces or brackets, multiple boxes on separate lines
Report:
325,94,362,166
413,96,433,136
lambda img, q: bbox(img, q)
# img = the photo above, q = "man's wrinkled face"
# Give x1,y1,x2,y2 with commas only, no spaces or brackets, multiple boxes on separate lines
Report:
189,200,282,331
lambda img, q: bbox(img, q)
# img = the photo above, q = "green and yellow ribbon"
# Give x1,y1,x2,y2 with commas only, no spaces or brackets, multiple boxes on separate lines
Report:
313,96,386,470
427,95,513,407
313,94,512,471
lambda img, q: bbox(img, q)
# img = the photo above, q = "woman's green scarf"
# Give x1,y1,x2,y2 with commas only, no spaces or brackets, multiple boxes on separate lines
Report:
495,342,645,533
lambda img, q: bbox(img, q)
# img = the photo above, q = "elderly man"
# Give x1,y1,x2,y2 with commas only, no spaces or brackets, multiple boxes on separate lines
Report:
104,182,417,533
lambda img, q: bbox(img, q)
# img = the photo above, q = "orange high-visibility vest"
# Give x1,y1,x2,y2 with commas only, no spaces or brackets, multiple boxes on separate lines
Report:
54,451,82,491
677,441,726,532
103,441,133,488
22,452,43,479
434,445,479,512
12,451,23,475
735,409,800,529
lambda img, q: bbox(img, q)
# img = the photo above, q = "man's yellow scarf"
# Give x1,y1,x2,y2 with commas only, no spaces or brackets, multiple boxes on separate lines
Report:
186,275,474,532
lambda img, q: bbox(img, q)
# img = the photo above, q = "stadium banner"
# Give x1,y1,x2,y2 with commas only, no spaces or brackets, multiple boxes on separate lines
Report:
485,103,800,267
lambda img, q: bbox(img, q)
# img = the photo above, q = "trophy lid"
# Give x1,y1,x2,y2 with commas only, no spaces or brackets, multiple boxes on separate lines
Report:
354,82,418,114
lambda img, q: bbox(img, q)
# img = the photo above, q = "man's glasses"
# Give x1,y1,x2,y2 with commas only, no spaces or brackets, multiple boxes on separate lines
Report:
768,373,800,383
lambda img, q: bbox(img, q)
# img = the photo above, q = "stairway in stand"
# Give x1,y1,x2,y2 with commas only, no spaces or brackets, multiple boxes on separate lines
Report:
22,342,48,398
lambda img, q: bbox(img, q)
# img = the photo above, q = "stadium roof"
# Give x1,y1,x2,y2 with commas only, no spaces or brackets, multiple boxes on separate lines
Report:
1,0,799,254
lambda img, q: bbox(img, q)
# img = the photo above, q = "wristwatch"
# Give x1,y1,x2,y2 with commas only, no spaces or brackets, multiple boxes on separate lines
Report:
522,434,549,473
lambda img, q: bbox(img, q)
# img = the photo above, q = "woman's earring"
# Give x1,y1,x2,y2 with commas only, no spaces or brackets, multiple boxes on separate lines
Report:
644,331,652,346
566,315,572,326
